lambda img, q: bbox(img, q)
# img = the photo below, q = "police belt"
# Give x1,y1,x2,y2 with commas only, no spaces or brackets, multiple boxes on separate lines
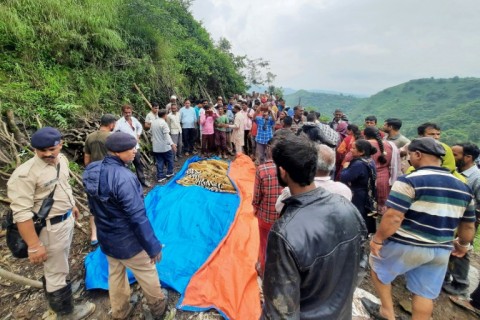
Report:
48,210,72,225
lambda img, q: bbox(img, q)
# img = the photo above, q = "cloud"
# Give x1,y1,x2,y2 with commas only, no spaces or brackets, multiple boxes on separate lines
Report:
191,0,480,95
331,44,390,56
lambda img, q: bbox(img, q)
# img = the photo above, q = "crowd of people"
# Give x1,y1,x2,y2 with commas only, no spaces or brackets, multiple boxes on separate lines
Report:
6,90,480,320
250,103,479,319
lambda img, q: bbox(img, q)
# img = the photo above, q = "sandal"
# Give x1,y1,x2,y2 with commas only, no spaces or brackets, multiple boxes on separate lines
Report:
449,295,480,317
360,297,388,320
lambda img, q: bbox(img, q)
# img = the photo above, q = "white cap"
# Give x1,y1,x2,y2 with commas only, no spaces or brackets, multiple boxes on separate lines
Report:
170,95,177,100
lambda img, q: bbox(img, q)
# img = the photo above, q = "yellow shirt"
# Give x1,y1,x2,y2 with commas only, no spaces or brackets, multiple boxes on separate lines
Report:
271,104,278,115
405,142,467,183
8,153,75,223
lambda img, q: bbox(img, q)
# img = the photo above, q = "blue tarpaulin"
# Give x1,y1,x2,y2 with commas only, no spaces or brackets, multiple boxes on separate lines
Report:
84,156,240,297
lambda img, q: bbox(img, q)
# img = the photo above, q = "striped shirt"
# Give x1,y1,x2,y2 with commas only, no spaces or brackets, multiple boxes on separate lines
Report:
387,166,475,249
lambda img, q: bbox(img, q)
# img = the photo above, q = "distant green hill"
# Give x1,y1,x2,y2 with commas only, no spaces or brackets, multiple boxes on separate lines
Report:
348,77,480,145
285,78,480,146
284,89,362,119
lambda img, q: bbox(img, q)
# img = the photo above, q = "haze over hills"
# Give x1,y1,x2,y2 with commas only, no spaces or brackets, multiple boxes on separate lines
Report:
283,77,480,146
284,90,362,119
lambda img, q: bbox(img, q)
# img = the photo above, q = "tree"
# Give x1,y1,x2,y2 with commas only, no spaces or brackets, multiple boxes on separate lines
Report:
244,57,270,88
217,37,232,53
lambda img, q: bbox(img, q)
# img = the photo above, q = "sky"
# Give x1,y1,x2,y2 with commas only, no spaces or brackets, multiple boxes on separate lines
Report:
191,0,480,96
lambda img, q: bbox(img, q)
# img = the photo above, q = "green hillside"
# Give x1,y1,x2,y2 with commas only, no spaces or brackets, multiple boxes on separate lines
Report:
284,89,361,119
348,77,480,145
0,0,246,127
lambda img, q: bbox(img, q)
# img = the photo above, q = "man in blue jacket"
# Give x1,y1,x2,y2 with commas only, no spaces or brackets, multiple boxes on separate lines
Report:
83,132,166,319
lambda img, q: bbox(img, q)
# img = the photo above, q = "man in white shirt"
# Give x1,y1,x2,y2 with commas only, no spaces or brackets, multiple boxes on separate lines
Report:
167,103,182,161
276,144,352,213
114,105,150,187
179,99,197,156
165,95,177,114
151,110,177,183
240,101,255,156
144,102,160,130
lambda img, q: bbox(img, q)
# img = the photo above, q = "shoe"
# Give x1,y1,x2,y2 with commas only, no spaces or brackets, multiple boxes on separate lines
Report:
142,181,152,188
443,282,469,296
56,302,96,320
157,178,166,183
360,298,388,320
112,293,139,320
174,157,178,162
166,173,174,178
143,301,167,320
449,295,480,317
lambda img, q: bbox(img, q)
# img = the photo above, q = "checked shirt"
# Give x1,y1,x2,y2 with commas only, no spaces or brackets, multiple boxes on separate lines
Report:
252,160,284,223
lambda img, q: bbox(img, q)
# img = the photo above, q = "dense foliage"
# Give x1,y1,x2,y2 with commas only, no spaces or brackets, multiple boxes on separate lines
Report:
0,0,246,127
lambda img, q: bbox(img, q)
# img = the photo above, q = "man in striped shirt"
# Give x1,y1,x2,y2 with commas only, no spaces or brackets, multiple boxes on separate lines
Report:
365,137,476,320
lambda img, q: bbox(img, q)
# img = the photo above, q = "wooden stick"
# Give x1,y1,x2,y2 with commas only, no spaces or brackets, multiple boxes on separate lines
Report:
75,201,90,215
0,267,43,289
134,83,153,109
0,288,29,299
69,169,84,188
0,197,12,204
74,220,89,236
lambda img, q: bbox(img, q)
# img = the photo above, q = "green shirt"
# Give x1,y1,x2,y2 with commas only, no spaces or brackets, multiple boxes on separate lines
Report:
215,115,229,132
84,130,110,162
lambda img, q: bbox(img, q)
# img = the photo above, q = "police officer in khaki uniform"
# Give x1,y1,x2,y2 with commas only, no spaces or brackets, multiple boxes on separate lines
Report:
8,127,95,319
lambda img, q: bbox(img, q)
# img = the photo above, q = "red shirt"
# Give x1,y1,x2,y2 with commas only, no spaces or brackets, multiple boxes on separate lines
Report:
251,121,258,137
252,160,283,223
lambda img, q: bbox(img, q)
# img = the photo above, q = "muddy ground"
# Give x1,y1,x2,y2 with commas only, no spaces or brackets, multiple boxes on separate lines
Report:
0,155,478,319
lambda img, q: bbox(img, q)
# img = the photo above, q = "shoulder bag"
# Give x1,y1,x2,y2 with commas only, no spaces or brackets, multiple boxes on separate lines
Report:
4,163,60,258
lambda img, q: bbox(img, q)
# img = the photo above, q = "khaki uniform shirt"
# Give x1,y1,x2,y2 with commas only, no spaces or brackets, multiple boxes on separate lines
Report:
8,153,75,223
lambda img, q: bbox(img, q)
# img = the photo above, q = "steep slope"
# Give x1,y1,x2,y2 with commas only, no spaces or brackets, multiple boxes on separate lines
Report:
0,0,246,127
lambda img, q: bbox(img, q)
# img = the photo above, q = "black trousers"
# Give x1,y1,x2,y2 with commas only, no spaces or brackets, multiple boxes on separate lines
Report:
243,130,252,155
133,151,146,185
182,128,196,153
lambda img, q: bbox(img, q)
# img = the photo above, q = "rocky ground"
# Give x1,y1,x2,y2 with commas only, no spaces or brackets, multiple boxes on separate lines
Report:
0,155,479,319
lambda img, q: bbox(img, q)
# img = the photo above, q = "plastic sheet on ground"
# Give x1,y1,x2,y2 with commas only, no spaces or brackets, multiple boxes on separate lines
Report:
84,155,261,319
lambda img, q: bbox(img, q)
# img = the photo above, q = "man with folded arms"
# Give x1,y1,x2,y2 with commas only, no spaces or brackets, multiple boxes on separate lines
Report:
8,127,94,319
366,137,476,320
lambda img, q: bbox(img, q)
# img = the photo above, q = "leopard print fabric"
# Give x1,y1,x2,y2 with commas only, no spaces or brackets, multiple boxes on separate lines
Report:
177,159,236,193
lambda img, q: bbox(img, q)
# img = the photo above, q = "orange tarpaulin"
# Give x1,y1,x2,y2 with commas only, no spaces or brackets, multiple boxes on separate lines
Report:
180,154,262,319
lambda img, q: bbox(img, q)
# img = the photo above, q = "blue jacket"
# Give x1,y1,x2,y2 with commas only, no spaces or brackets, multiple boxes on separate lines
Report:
83,155,161,259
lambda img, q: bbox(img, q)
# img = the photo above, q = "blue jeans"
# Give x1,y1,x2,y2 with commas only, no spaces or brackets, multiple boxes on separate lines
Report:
153,150,174,179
